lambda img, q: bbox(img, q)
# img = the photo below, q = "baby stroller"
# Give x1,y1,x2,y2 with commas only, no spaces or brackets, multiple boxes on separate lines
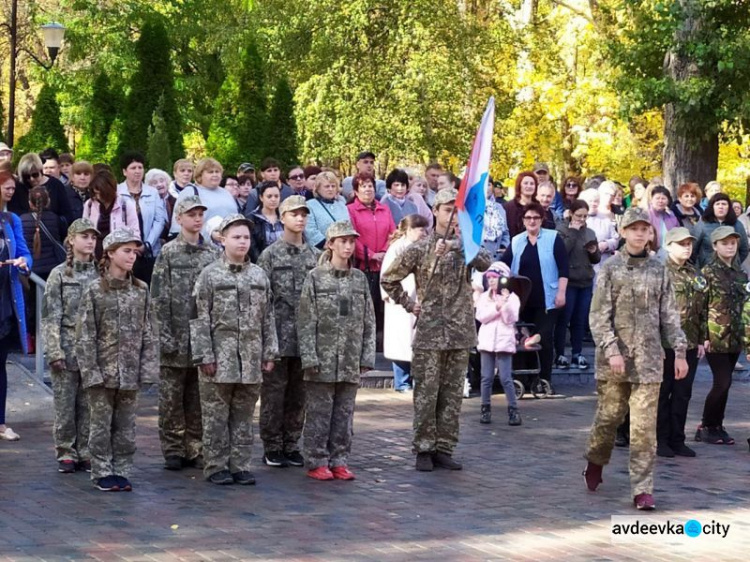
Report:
467,274,550,399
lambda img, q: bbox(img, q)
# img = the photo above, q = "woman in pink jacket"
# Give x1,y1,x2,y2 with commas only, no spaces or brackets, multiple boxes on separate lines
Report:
82,170,140,258
475,262,522,426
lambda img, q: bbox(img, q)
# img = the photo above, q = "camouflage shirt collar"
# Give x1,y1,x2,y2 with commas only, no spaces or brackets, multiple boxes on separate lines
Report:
321,261,351,278
73,260,96,272
104,272,131,290
221,254,250,273
177,232,208,251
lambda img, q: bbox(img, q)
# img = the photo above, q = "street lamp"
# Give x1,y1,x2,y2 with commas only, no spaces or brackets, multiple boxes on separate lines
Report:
41,22,66,66
4,0,67,146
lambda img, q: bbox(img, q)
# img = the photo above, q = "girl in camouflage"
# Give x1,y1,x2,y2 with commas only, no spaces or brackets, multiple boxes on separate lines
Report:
42,219,100,474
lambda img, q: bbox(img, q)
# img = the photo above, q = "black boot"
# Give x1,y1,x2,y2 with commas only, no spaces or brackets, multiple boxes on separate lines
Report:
508,406,522,426
480,404,491,424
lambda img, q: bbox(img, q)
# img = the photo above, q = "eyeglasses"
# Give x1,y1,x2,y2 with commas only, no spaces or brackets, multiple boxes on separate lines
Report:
29,172,41,179
288,174,305,180
523,216,542,221
565,182,579,188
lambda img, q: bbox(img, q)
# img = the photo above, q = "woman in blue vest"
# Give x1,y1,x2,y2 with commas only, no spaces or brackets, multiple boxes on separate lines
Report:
0,168,33,441
501,201,569,391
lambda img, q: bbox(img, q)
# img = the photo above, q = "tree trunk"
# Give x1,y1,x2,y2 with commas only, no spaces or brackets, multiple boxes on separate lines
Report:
662,103,719,191
662,0,718,192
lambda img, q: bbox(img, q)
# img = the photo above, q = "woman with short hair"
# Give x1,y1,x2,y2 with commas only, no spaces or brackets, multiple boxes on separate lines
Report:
672,182,703,233
304,172,350,249
9,153,74,225
692,193,750,268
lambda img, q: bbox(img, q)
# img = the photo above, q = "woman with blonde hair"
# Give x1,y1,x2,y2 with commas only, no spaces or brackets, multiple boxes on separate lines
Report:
380,214,429,392
304,171,350,248
9,153,74,224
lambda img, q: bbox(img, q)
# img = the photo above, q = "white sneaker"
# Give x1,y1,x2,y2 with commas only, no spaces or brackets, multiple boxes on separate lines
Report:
463,378,471,398
0,427,20,441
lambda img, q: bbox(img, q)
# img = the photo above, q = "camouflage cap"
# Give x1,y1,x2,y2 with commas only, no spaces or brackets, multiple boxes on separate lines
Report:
326,220,360,241
664,227,695,246
68,218,100,237
620,206,651,229
218,213,252,234
279,195,309,215
175,195,207,216
102,228,142,251
711,225,741,244
434,187,458,208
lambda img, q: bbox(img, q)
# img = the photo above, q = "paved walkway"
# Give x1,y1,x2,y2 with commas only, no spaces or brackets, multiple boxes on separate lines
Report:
1,377,749,561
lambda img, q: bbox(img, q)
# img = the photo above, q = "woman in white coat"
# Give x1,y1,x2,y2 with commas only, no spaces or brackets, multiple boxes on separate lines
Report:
380,214,429,392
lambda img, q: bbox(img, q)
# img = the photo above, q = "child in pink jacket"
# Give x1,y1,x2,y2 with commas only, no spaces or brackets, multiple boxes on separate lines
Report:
475,262,522,426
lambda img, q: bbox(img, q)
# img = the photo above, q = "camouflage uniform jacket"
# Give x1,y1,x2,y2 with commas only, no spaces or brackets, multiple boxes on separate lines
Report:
191,255,278,384
75,273,159,390
42,260,99,371
297,262,376,383
151,234,219,367
380,231,491,350
257,239,319,357
701,257,750,354
664,258,707,350
590,252,687,384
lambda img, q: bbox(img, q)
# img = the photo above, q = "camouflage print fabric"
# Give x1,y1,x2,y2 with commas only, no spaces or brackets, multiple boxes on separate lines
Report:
664,258,708,350
298,262,376,382
88,387,139,480
75,274,159,390
191,256,278,383
701,257,750,354
584,380,659,496
51,369,89,462
199,380,260,478
302,381,358,469
151,233,219,367
260,357,305,455
381,231,491,350
411,348,469,455
257,239,319,357
589,252,687,384
159,367,203,461
42,260,99,371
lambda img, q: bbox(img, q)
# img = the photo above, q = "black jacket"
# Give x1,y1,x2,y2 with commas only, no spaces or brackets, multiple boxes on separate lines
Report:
9,175,75,228
20,210,67,277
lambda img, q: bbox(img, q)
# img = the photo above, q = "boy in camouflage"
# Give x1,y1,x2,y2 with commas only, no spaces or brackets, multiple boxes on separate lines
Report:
381,188,491,472
151,195,219,471
695,226,750,445
297,221,376,481
583,207,687,511
191,214,278,485
75,228,159,492
257,195,319,468
42,218,100,473
657,228,707,458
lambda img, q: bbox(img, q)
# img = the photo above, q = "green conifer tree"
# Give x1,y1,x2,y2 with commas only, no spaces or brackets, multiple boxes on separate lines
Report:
13,83,69,158
266,77,299,167
147,96,172,171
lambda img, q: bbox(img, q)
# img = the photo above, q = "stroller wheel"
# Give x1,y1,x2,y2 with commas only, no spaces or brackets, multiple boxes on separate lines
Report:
513,379,525,400
532,379,553,399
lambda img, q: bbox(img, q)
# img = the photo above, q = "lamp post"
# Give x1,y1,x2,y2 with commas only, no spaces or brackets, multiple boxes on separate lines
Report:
4,0,66,146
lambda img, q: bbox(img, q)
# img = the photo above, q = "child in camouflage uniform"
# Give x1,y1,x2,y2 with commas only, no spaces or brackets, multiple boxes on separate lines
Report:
257,195,319,468
191,214,278,485
695,226,750,446
42,218,100,473
297,221,376,481
583,207,687,511
76,228,159,492
151,195,219,471
656,227,707,458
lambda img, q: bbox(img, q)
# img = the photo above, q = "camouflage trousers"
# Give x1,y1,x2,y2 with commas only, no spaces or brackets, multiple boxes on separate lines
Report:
303,381,358,470
585,380,659,496
260,357,305,455
411,349,469,455
88,387,138,480
51,369,90,462
159,367,203,461
199,380,259,478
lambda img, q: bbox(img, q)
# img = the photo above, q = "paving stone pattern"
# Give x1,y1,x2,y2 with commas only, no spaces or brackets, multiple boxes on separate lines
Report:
1,380,749,561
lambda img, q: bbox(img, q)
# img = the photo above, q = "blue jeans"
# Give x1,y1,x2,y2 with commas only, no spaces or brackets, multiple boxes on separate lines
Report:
393,361,412,391
479,352,516,409
554,285,593,358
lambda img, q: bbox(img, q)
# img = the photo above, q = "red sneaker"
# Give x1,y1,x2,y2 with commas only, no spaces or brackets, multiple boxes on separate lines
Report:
634,493,656,511
583,461,603,492
307,467,334,481
331,466,355,480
